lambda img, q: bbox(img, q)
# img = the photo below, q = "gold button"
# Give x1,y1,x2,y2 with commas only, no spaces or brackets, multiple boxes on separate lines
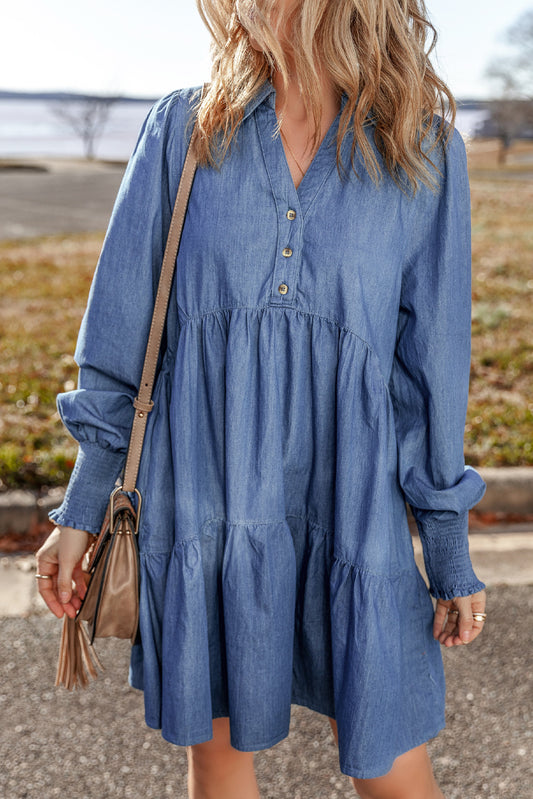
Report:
282,247,293,258
286,209,296,221
278,283,289,295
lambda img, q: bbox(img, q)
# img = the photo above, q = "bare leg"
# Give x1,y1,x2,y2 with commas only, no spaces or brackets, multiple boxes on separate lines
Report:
328,718,445,799
187,717,260,799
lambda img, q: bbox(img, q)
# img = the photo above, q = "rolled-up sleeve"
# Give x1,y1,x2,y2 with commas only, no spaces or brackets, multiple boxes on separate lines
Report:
389,127,487,600
49,90,183,534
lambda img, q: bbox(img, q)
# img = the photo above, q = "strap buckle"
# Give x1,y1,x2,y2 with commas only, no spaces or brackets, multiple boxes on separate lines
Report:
133,397,154,418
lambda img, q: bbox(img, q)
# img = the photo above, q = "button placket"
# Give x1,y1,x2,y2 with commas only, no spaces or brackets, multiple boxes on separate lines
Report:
255,107,303,306
273,203,301,300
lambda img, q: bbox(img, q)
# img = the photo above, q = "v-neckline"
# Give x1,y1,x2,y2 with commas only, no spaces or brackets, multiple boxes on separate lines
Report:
254,87,347,219
278,107,342,196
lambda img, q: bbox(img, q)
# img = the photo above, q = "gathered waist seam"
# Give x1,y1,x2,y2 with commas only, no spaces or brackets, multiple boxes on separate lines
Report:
138,547,415,581
200,512,334,534
177,304,388,388
138,512,335,556
332,553,414,581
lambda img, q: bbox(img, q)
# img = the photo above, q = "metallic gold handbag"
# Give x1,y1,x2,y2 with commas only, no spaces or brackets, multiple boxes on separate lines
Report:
55,125,199,690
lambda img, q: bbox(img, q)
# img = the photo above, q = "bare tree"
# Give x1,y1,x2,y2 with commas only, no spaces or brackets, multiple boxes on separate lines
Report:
483,9,533,163
506,9,533,89
49,94,119,160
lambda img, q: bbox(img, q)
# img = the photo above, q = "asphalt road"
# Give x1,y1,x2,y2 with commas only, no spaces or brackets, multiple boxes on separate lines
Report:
0,160,125,239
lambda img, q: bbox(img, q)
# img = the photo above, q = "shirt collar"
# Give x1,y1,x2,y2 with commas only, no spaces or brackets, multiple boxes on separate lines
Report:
242,80,349,123
242,79,277,122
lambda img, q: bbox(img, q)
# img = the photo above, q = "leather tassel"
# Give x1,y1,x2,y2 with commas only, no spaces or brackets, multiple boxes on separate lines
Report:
55,615,103,690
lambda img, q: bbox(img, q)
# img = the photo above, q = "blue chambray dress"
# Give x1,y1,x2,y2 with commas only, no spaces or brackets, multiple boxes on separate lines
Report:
49,82,487,779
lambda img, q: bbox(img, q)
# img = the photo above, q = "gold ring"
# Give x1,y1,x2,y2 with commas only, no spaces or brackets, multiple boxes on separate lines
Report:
35,573,52,580
472,612,487,622
447,609,459,615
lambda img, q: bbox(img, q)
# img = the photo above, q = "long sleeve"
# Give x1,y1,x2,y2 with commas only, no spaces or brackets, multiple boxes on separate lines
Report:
388,127,487,600
49,90,186,534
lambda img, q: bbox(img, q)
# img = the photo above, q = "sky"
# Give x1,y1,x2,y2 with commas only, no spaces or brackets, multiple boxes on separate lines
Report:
2,1,532,100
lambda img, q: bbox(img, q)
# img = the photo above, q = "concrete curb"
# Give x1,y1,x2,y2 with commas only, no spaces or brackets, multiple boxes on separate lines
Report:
474,467,533,514
0,467,532,537
0,487,66,535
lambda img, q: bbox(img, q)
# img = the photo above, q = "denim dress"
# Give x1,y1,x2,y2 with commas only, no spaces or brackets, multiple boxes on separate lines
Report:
49,82,487,779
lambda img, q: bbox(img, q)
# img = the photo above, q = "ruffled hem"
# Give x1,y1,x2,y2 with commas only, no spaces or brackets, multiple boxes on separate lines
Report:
129,514,446,777
338,723,446,780
427,577,487,601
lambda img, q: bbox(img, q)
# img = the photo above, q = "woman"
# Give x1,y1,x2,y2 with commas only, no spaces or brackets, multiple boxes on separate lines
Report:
36,1,488,797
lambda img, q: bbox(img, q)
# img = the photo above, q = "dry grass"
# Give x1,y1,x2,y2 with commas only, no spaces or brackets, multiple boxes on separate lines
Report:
0,234,103,488
465,141,533,467
0,141,532,489
465,137,533,174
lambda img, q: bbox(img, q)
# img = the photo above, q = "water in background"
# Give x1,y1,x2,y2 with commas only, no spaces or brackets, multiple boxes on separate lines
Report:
0,99,488,161
0,99,156,160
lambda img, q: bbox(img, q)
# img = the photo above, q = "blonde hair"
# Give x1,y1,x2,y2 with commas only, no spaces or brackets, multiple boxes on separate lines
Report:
194,0,456,192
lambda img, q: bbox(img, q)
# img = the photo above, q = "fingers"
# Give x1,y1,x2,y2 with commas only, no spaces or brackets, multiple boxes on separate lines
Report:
35,528,64,618
57,527,90,608
454,595,475,645
36,569,79,619
72,564,89,602
57,558,76,605
455,592,487,646
434,590,487,648
36,572,65,619
35,525,90,619
434,601,461,647
433,599,453,639
56,544,88,618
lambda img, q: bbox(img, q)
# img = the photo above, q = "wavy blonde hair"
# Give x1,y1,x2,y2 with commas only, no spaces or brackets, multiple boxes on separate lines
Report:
193,0,456,192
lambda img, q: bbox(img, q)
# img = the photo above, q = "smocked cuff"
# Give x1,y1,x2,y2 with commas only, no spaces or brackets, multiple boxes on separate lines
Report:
48,441,126,535
416,511,486,600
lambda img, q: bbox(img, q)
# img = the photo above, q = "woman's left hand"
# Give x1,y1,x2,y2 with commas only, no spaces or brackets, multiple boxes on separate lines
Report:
433,589,487,647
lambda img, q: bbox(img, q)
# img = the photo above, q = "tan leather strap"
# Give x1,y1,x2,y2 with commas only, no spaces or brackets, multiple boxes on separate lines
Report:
122,126,199,492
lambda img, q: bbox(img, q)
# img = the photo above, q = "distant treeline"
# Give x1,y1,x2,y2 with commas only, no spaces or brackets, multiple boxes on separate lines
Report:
0,90,495,109
0,90,157,103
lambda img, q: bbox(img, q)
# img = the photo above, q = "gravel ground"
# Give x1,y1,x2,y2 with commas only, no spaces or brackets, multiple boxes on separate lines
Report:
1,584,531,799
